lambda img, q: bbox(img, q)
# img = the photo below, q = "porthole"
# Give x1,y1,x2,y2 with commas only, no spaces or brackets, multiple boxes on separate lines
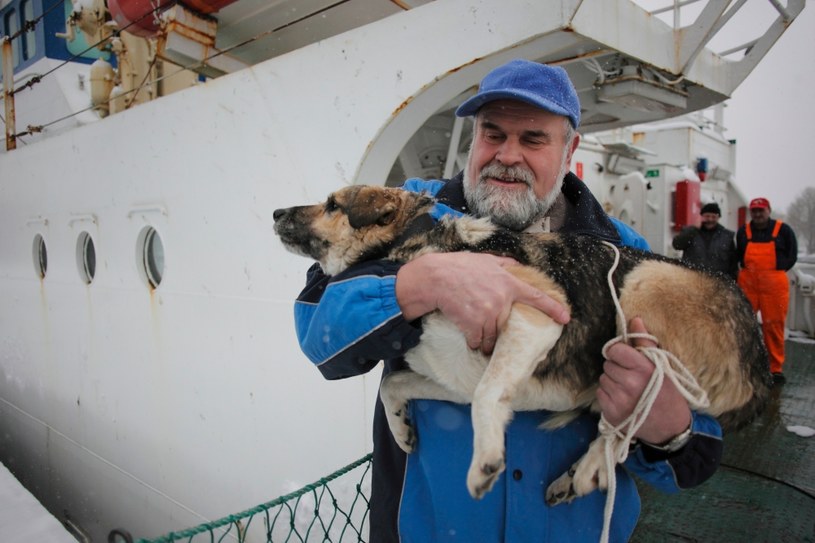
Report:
137,227,164,289
76,232,96,284
32,234,47,279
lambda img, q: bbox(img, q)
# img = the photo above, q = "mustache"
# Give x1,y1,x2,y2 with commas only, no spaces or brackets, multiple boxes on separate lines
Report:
479,162,535,187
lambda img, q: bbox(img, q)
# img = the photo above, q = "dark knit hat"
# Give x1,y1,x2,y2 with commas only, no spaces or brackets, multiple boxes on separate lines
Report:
700,202,721,216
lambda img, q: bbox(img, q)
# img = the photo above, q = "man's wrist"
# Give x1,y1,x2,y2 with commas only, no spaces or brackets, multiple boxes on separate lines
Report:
639,421,693,453
396,254,443,320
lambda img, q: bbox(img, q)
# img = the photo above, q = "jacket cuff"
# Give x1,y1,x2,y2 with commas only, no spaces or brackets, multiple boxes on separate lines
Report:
636,412,723,489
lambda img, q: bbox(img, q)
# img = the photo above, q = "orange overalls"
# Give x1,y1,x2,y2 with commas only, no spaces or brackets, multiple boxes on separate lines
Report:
737,220,790,374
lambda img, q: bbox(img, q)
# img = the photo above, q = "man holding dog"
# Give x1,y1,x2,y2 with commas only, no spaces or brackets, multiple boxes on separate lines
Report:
737,197,798,384
291,59,722,541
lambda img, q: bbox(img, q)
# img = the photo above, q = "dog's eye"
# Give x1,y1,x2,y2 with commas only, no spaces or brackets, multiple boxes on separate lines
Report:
325,197,339,213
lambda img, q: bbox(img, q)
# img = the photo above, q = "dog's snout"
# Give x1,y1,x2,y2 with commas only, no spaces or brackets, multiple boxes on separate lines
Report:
273,208,286,222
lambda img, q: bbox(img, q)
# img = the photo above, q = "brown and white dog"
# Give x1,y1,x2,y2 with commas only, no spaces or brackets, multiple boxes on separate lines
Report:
273,185,770,504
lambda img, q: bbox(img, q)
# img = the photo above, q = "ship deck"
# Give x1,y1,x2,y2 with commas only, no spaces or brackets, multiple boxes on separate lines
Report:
134,338,815,543
632,338,815,542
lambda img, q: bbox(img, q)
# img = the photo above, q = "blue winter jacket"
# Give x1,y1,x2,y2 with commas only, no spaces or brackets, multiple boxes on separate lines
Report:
293,173,723,542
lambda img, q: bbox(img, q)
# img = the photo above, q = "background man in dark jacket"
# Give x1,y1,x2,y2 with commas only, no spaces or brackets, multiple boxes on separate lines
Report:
672,202,738,280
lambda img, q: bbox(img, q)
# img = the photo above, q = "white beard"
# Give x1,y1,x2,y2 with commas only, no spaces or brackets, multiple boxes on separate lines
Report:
463,148,569,231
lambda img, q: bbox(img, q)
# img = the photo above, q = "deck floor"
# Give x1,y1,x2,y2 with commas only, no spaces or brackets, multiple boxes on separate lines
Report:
631,339,815,542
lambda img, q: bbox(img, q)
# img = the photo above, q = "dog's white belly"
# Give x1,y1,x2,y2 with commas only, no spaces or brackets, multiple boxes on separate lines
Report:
405,313,579,412
405,314,487,399
386,302,586,501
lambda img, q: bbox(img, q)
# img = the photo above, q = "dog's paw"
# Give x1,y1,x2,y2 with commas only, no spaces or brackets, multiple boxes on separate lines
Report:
380,380,417,454
393,425,416,454
466,454,505,499
546,449,608,506
388,405,416,454
545,467,579,506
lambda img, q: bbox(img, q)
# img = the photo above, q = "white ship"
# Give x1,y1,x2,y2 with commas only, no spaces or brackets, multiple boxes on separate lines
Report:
0,0,809,540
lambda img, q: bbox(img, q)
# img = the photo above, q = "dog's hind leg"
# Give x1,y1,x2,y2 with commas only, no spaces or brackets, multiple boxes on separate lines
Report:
380,370,470,454
545,435,608,505
466,305,564,499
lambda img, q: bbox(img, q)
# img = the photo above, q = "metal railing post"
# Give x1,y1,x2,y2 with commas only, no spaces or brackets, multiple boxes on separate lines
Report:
2,36,16,151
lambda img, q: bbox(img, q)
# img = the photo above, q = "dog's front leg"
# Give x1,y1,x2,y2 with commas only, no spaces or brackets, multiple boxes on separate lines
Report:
380,370,470,454
466,305,563,499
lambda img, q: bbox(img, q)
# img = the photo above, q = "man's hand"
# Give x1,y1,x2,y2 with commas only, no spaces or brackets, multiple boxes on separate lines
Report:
597,317,692,445
396,252,570,354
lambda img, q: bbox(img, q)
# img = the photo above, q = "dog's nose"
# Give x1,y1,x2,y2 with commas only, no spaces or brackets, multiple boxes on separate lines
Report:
273,208,285,222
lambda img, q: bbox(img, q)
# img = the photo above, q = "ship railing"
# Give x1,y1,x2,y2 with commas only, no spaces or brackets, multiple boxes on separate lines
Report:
788,258,815,339
114,453,373,543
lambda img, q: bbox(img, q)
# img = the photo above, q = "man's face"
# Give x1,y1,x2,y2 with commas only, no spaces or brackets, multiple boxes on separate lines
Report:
463,100,579,230
750,207,771,227
700,212,720,230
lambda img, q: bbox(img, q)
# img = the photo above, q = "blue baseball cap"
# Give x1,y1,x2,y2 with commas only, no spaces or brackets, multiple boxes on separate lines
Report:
455,59,581,128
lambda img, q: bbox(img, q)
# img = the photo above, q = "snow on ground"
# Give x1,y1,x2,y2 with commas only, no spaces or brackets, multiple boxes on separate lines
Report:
0,461,76,543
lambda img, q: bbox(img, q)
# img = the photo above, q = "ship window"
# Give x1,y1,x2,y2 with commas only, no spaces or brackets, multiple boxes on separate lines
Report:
138,227,164,289
32,234,47,279
21,0,34,61
4,9,19,68
76,232,96,284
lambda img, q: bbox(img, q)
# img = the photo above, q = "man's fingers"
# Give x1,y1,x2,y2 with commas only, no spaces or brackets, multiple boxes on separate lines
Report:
430,254,569,352
520,285,570,325
481,334,496,355
465,329,482,350
494,256,521,268
481,306,506,354
628,317,657,349
499,258,570,324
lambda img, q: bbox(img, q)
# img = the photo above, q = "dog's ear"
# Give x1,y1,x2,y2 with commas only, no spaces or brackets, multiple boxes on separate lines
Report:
346,187,399,229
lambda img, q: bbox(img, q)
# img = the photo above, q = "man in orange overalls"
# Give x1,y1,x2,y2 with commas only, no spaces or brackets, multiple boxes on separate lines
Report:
736,198,798,384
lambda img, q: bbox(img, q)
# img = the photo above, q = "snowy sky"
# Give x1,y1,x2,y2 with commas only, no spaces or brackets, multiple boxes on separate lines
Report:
634,1,815,215
722,3,815,214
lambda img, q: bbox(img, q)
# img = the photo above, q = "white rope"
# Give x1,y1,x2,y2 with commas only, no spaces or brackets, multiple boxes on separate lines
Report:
596,242,710,543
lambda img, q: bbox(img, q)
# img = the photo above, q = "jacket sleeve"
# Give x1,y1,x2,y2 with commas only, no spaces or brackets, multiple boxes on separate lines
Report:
724,230,739,280
623,411,723,492
671,226,699,250
736,227,747,267
728,234,739,280
728,244,740,280
610,217,651,251
294,261,423,380
778,224,798,271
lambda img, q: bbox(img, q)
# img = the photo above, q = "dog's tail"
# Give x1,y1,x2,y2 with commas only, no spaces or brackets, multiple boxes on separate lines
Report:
715,289,773,433
540,410,582,430
538,388,597,430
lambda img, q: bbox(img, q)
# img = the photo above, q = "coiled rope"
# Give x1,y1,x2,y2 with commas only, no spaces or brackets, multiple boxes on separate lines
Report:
596,242,710,543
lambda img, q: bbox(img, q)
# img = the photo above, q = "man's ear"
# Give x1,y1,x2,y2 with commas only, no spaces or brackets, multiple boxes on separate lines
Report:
565,131,580,167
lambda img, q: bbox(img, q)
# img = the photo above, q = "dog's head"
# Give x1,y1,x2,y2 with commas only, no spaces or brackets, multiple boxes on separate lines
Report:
273,185,435,274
